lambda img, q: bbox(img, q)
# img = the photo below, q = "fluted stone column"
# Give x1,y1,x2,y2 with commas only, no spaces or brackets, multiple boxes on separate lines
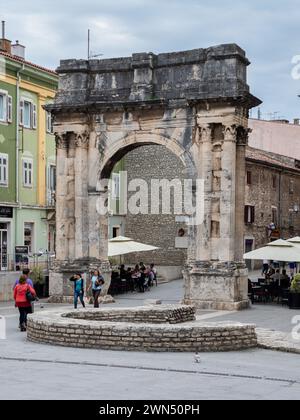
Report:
219,125,237,262
54,133,68,262
235,127,249,261
195,123,213,261
74,131,89,260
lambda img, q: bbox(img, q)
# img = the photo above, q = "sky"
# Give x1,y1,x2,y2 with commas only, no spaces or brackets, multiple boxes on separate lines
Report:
2,0,300,120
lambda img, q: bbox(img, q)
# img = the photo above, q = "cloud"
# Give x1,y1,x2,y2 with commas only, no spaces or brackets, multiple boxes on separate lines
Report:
2,0,300,119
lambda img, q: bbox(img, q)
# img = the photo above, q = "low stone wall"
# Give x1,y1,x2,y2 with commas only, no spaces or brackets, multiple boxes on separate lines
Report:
0,272,18,302
27,307,257,352
63,305,196,324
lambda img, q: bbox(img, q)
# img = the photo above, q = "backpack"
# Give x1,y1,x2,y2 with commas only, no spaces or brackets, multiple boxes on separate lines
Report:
95,276,105,287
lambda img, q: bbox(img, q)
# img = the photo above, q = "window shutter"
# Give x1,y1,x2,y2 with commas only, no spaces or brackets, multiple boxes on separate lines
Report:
32,104,37,129
7,96,12,123
251,206,255,224
19,100,24,126
1,94,7,122
244,206,248,224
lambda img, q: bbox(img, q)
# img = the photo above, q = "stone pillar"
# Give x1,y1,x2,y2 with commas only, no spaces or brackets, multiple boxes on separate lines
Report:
74,131,89,260
195,123,212,261
49,133,68,299
235,127,249,261
219,125,237,262
184,114,250,311
54,133,68,262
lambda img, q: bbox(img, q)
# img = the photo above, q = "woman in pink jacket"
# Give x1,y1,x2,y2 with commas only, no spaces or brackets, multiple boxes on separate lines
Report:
14,275,36,332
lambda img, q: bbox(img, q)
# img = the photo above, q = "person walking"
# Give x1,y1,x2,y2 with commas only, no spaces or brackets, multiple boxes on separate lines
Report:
70,273,86,309
14,275,36,332
88,270,105,308
13,268,34,289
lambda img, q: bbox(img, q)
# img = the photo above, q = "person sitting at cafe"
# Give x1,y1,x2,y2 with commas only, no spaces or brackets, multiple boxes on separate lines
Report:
120,264,127,280
280,269,290,289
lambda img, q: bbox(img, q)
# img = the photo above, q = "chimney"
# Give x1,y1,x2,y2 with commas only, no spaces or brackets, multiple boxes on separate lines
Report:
294,118,300,125
11,40,25,60
0,21,12,54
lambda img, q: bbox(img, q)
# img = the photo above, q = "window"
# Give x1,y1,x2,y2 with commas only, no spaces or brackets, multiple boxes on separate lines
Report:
22,159,33,187
20,100,37,129
272,207,278,225
290,179,294,194
24,223,34,253
244,205,255,224
46,111,53,133
246,171,252,185
0,92,12,123
112,227,120,238
23,101,31,128
47,165,56,205
272,175,277,189
111,173,120,199
0,154,8,186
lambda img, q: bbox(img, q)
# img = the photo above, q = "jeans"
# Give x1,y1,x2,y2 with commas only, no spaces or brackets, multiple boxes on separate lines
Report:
92,289,101,308
74,291,85,309
18,306,32,327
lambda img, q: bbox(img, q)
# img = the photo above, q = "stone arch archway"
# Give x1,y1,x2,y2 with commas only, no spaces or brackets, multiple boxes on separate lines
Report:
99,131,197,180
48,45,260,309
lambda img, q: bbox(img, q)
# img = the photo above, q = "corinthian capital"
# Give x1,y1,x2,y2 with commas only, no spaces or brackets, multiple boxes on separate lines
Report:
236,126,251,146
54,132,68,149
75,131,90,148
223,125,237,142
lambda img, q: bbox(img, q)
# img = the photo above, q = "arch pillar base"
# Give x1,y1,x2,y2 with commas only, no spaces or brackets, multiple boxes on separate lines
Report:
183,261,250,311
49,259,112,303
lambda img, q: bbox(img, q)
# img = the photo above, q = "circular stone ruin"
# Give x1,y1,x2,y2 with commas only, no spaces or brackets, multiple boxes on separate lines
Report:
27,305,257,352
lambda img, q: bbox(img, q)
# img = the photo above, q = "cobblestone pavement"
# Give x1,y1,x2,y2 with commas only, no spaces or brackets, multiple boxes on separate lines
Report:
0,279,300,400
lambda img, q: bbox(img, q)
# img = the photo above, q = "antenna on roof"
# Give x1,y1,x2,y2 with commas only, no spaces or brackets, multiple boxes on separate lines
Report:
257,108,262,120
87,29,103,60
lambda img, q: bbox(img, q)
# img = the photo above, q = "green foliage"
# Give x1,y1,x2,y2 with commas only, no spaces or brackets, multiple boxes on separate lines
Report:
31,266,45,285
291,273,300,293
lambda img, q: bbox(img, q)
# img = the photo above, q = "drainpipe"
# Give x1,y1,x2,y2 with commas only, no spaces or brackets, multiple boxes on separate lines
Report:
15,64,25,252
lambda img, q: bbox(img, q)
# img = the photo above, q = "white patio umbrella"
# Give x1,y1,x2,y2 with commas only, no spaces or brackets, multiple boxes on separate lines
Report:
108,236,159,257
287,237,300,246
243,239,300,262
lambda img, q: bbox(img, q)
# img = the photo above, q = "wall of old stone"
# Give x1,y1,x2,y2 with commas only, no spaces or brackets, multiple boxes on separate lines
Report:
123,145,188,269
244,158,300,264
27,309,257,352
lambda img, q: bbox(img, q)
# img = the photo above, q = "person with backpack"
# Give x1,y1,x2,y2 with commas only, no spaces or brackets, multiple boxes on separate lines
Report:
70,273,86,309
14,275,36,332
87,270,105,308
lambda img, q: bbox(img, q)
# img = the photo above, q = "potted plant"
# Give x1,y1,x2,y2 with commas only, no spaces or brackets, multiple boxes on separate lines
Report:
31,266,45,298
289,273,300,309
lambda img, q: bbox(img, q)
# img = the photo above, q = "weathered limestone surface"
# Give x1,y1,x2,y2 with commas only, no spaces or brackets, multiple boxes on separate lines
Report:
27,308,257,352
63,305,196,324
47,44,261,309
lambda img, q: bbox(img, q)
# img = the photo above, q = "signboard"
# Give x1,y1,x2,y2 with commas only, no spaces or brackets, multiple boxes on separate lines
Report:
15,246,29,270
15,246,29,255
0,206,13,218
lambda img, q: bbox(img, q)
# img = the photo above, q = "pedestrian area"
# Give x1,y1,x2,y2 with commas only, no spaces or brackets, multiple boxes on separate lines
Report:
1,278,300,400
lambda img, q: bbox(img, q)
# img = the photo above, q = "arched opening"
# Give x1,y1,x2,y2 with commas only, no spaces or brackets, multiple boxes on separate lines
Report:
100,141,196,282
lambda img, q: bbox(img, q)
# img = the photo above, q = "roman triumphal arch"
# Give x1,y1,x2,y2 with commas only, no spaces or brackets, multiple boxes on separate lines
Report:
47,44,261,310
